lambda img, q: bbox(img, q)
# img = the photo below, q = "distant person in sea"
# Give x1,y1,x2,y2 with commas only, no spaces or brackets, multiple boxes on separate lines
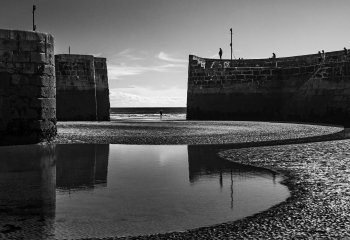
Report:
160,110,163,120
219,48,223,60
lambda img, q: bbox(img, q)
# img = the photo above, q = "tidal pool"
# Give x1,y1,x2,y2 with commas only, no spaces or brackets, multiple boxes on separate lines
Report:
0,144,289,239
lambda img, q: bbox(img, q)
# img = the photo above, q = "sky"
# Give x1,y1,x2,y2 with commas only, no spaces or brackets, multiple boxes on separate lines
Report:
1,0,350,107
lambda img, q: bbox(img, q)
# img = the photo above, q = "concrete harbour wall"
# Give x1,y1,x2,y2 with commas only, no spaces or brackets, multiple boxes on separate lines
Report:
0,29,56,145
55,54,110,121
94,57,110,121
187,51,350,126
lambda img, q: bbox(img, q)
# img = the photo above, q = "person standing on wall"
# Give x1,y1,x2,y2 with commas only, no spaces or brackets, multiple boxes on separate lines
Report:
321,50,326,63
219,48,223,60
318,51,322,63
344,47,348,61
272,53,277,67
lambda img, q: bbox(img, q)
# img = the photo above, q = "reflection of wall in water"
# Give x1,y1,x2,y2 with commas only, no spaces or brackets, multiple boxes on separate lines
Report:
187,145,273,183
94,145,109,185
56,144,109,189
0,144,56,215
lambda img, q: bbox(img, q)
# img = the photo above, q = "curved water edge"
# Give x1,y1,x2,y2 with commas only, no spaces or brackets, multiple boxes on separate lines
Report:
0,122,347,239
0,144,289,239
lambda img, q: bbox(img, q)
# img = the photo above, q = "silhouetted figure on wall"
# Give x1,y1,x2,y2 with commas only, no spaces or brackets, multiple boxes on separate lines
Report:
318,51,322,63
272,53,277,67
160,110,163,120
219,48,222,60
344,47,348,60
321,50,326,63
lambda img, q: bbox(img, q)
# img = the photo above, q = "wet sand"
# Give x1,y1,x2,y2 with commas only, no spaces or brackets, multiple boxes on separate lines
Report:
49,120,350,239
54,120,342,145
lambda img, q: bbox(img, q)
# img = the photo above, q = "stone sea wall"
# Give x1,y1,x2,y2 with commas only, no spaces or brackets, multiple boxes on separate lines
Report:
187,50,350,125
0,29,56,145
55,54,110,121
94,57,110,121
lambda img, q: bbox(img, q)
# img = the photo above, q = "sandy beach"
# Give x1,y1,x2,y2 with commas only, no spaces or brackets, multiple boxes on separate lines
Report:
50,120,350,239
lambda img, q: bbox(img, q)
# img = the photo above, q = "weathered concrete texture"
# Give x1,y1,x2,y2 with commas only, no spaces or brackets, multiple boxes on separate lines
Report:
55,54,110,121
187,51,350,126
0,29,56,145
94,58,110,121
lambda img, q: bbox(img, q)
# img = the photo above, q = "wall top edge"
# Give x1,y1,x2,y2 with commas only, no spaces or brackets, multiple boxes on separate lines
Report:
55,54,106,60
94,57,107,61
0,29,54,38
55,54,94,58
190,49,346,62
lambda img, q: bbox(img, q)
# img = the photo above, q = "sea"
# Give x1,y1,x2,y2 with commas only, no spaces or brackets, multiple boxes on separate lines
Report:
110,107,187,121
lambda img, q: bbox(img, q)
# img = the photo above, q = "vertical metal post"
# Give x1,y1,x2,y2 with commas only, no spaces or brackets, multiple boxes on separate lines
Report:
32,5,36,31
230,28,232,60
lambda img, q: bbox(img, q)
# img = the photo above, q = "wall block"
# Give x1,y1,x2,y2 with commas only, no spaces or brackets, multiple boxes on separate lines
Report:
187,51,350,126
55,54,110,121
0,29,56,145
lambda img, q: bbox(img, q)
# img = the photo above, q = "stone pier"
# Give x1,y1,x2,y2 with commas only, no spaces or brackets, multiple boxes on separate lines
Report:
187,51,350,126
55,54,110,121
0,29,56,145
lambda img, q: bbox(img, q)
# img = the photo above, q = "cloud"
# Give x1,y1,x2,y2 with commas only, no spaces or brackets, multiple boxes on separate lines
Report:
117,48,145,61
108,64,145,79
157,52,187,63
108,62,186,80
109,88,186,107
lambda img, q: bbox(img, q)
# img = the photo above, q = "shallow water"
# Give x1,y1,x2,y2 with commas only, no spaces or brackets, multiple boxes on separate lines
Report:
0,144,289,239
110,113,186,121
110,107,186,121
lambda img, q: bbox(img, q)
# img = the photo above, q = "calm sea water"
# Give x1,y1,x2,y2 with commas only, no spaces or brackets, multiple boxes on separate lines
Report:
0,144,289,239
110,107,187,121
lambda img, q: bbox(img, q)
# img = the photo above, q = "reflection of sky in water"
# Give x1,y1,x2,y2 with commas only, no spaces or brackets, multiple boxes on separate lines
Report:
0,144,289,239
